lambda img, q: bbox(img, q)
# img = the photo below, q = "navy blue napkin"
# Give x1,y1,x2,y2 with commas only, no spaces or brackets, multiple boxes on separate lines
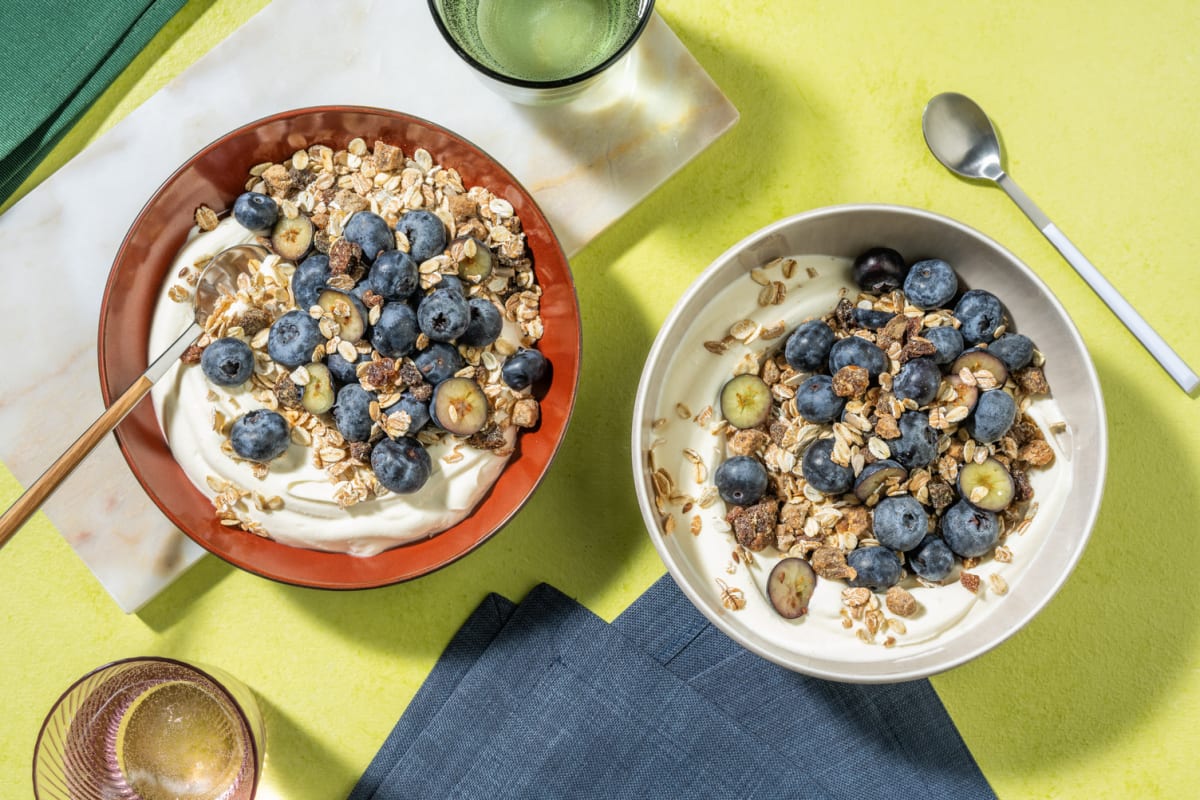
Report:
349,576,994,800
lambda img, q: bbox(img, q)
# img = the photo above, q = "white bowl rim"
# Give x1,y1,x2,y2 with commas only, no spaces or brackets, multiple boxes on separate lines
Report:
631,202,1108,683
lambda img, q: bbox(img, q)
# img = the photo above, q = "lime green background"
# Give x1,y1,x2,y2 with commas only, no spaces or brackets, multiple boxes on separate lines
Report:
3,1,1199,796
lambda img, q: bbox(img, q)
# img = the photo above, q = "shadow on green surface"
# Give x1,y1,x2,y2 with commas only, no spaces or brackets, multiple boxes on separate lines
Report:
256,693,358,800
639,12,818,235
935,352,1200,780
136,552,235,633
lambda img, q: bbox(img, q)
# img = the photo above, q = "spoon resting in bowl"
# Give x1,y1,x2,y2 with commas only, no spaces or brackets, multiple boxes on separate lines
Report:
0,243,268,548
922,91,1198,395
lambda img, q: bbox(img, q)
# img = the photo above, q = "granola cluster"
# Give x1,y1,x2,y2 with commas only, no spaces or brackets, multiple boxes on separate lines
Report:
168,138,546,534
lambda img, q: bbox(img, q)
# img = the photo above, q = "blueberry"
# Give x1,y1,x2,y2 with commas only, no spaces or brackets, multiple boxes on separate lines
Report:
892,357,942,407
966,389,1016,443
417,288,469,342
368,250,419,300
847,547,903,591
232,191,278,231
852,308,896,330
890,411,939,469
828,336,887,382
371,436,432,494
414,342,464,385
292,254,331,309
941,500,1000,558
229,409,289,462
381,391,432,434
903,258,958,309
795,375,845,423
436,275,465,296
924,326,964,367
801,438,853,495
343,211,394,264
371,302,420,358
908,535,955,582
459,297,504,347
267,310,323,368
325,349,370,385
784,320,835,372
200,337,254,386
713,455,768,506
350,280,372,305
396,209,448,263
872,494,928,551
988,333,1034,372
501,348,548,391
332,383,375,441
954,289,1004,345
852,247,907,294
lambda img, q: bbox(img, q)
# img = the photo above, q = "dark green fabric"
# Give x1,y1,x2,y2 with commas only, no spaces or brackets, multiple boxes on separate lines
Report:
0,0,187,203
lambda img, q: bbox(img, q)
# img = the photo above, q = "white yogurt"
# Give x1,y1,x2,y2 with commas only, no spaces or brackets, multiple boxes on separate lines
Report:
148,218,514,557
652,255,1072,661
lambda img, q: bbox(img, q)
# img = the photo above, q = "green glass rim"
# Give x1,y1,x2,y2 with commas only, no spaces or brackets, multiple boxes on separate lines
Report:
427,0,656,90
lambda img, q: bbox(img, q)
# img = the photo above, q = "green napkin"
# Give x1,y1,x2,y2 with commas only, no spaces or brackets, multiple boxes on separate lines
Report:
0,0,186,203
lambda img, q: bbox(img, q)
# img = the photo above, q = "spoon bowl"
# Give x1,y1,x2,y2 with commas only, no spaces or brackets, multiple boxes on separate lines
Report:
194,244,268,325
921,92,1199,394
922,92,1005,181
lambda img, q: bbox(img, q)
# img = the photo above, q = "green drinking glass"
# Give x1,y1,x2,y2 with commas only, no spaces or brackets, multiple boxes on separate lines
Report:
429,0,656,105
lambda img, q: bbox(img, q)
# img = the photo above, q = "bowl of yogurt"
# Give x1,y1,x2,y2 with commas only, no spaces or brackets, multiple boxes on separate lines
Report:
632,204,1105,682
98,106,580,588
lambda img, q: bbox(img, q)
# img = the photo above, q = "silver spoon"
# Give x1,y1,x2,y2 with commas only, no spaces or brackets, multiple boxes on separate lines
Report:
922,91,1198,395
0,243,268,547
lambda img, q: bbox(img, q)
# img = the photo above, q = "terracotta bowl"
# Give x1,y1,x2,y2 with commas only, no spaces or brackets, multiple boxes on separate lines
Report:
98,106,580,589
632,205,1106,682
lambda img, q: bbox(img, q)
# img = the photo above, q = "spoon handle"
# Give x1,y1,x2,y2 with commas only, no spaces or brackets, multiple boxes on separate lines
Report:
0,321,201,549
997,176,1199,394
0,375,155,548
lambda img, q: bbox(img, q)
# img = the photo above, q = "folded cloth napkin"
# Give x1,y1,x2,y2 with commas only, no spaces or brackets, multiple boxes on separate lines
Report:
0,0,185,203
349,575,995,800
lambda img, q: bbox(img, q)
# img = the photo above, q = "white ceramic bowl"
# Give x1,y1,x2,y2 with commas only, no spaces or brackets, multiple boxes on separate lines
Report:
631,204,1106,683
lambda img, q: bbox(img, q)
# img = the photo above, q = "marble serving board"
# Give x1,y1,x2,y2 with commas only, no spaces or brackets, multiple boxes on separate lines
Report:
0,0,738,612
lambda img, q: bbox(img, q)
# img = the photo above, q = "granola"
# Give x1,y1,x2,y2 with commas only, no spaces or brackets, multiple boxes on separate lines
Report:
650,250,1069,649
156,138,549,552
